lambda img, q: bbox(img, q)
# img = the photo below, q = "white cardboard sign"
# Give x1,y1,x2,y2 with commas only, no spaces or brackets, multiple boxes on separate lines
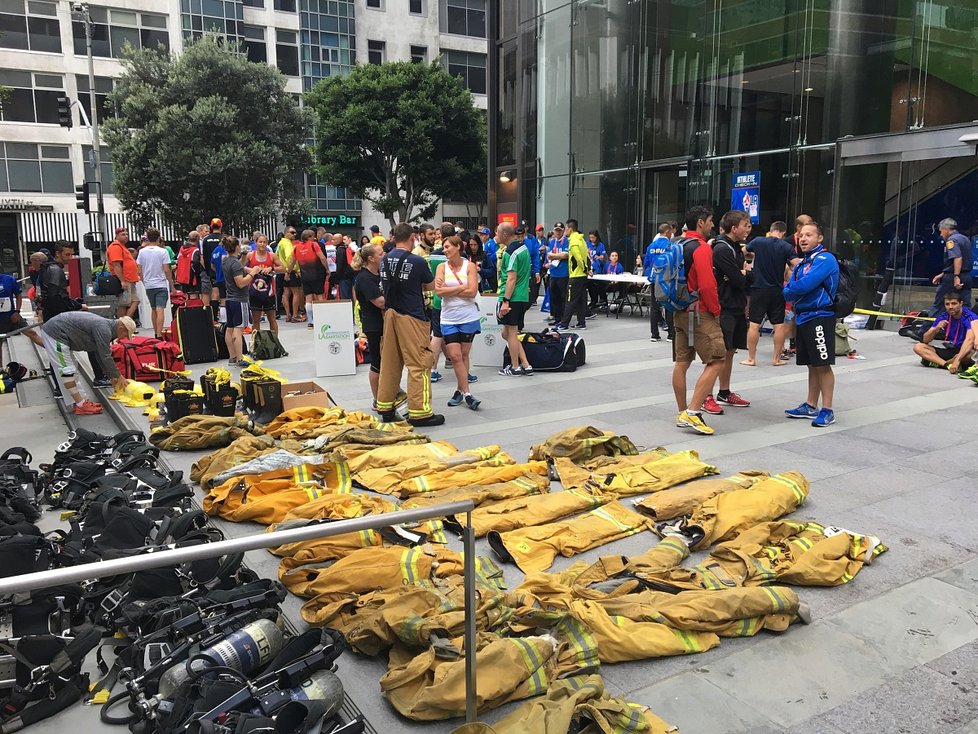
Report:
468,294,505,368
312,302,356,376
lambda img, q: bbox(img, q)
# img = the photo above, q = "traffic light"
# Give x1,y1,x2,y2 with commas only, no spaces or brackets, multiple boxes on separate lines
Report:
57,95,72,128
75,182,90,213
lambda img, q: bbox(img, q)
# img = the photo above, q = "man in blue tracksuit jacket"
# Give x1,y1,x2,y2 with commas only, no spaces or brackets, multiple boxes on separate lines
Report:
643,223,675,341
521,225,542,304
783,221,840,428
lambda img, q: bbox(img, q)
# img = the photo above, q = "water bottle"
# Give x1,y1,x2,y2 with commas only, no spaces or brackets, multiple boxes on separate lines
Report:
158,618,284,698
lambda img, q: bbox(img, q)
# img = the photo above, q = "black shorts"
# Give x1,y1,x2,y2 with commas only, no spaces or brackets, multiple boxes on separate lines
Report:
443,330,477,345
497,300,529,330
215,282,227,299
285,272,301,288
430,308,442,339
796,316,836,366
0,315,20,334
301,273,326,296
249,294,276,311
749,286,786,325
225,300,250,329
365,330,382,373
719,312,748,351
934,344,962,362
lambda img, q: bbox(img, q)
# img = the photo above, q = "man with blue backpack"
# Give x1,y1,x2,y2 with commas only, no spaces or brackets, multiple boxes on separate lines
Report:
643,223,674,341
783,221,840,428
653,205,725,436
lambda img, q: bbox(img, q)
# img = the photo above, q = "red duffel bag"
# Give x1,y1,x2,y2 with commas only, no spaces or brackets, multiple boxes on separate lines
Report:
111,336,185,382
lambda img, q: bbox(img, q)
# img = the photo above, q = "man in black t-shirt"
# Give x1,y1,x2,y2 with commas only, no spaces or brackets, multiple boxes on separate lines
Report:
743,221,800,366
201,217,224,319
376,223,444,427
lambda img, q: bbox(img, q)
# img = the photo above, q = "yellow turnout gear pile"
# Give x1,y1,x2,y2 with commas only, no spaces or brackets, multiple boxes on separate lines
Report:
180,418,888,729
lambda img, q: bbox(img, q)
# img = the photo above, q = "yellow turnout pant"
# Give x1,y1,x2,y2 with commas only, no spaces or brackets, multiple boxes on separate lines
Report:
377,309,434,419
633,471,768,521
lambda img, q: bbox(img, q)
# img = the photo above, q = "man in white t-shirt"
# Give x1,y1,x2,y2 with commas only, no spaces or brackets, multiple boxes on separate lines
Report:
136,227,173,338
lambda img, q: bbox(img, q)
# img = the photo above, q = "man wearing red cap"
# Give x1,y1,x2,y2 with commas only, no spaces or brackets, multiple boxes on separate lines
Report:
106,227,140,318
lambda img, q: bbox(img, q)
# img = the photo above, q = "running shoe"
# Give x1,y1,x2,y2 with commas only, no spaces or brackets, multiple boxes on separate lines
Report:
957,365,978,380
430,370,443,383
785,402,818,419
518,366,534,376
717,392,750,408
468,373,478,383
650,335,661,342
574,324,587,330
92,378,112,389
919,358,942,368
498,365,520,376
306,323,314,330
586,312,597,320
464,394,481,411
812,408,835,428
447,390,464,407
702,396,724,415
553,324,569,331
73,400,103,416
676,411,714,435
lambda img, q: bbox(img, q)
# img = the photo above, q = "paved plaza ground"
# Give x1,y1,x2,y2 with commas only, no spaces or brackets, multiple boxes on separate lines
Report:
6,303,978,734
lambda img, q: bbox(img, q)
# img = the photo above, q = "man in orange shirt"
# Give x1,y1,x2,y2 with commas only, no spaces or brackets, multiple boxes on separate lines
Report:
107,228,140,318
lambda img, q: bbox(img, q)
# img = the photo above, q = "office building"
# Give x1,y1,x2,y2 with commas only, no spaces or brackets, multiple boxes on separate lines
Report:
0,0,488,274
489,1,978,311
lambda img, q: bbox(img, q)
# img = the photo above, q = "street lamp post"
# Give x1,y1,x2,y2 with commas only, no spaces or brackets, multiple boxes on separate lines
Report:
70,2,108,252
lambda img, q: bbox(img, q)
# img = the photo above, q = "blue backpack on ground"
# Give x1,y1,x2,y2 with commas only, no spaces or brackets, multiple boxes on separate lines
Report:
651,238,697,312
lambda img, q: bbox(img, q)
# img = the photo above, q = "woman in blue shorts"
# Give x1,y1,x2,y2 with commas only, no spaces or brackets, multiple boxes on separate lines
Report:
434,234,481,410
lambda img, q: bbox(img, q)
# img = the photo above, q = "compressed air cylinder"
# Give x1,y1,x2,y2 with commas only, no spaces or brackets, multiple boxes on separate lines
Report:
158,618,284,698
286,669,344,720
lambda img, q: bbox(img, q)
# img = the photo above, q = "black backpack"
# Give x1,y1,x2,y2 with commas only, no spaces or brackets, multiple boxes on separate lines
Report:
830,252,860,319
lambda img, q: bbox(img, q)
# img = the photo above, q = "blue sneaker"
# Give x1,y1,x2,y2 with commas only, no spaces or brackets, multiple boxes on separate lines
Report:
468,373,478,383
785,402,818,419
812,408,835,428
431,371,442,383
447,390,464,407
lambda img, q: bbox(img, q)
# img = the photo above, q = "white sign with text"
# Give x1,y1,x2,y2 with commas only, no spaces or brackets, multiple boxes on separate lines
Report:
312,302,356,376
468,294,505,368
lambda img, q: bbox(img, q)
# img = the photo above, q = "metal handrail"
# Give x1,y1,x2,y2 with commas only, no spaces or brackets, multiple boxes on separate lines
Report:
0,500,481,723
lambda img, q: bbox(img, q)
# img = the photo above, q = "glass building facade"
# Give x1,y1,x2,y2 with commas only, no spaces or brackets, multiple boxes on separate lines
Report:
491,1,978,312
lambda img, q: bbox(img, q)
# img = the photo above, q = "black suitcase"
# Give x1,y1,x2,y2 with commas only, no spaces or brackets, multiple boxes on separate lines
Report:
503,330,586,372
174,305,219,364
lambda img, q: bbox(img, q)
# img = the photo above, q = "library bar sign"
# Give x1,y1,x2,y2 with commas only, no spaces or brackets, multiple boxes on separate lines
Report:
301,214,361,228
0,198,54,212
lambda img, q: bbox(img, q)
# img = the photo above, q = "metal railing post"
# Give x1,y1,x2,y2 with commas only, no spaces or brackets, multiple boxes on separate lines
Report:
463,511,477,723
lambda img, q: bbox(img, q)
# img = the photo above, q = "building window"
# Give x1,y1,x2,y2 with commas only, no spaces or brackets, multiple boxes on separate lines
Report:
75,74,117,124
441,0,485,38
0,143,73,194
242,0,263,6
273,0,296,11
276,29,299,76
0,0,61,53
410,0,424,15
410,45,427,64
444,50,486,94
0,70,63,124
368,40,385,65
306,174,361,213
298,0,357,92
74,7,168,58
366,0,382,8
242,25,266,63
181,0,242,44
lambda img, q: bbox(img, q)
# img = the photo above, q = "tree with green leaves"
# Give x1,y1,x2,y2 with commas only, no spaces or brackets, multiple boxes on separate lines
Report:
103,37,311,234
306,61,486,226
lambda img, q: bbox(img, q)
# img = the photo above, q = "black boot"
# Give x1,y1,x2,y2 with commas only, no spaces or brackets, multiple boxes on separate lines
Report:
251,380,283,424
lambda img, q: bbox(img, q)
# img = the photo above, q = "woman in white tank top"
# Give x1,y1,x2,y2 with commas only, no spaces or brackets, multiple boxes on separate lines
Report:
434,234,482,410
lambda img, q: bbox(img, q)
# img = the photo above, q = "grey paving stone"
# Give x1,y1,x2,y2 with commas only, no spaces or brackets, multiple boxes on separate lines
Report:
935,556,978,596
927,640,978,690
845,417,966,452
697,621,917,726
857,477,978,552
799,463,935,517
894,440,978,478
786,431,926,467
826,577,978,668
957,717,978,734
819,665,978,733
629,672,780,734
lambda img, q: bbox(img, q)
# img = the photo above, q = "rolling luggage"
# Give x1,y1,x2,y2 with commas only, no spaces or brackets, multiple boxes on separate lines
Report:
172,301,219,364
503,329,586,372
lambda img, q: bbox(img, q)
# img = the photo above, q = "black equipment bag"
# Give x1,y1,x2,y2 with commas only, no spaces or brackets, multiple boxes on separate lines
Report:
174,306,219,365
503,329,586,372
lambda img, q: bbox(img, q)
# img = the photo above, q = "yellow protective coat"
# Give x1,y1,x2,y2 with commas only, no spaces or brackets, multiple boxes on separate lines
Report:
398,459,549,498
401,475,550,510
490,501,652,573
584,450,718,497
380,632,558,721
553,451,669,490
528,426,638,464
190,434,279,488
455,488,607,537
633,471,769,520
688,471,809,549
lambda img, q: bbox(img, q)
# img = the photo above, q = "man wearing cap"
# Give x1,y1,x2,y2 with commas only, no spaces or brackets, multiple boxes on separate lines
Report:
477,226,498,292
40,310,134,415
107,228,140,319
369,225,386,249
546,222,570,326
201,218,224,320
930,218,973,316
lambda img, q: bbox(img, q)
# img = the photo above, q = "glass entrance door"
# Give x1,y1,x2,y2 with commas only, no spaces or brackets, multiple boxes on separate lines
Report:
642,165,688,252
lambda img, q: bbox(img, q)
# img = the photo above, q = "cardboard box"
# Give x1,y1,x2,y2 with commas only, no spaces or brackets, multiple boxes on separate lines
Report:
280,380,332,412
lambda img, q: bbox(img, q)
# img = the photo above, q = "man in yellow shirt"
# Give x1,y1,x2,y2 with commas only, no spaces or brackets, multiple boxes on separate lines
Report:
276,227,302,322
558,218,590,330
369,225,387,248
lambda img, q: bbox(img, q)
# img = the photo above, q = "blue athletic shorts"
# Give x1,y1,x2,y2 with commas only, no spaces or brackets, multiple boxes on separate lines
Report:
441,319,481,344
